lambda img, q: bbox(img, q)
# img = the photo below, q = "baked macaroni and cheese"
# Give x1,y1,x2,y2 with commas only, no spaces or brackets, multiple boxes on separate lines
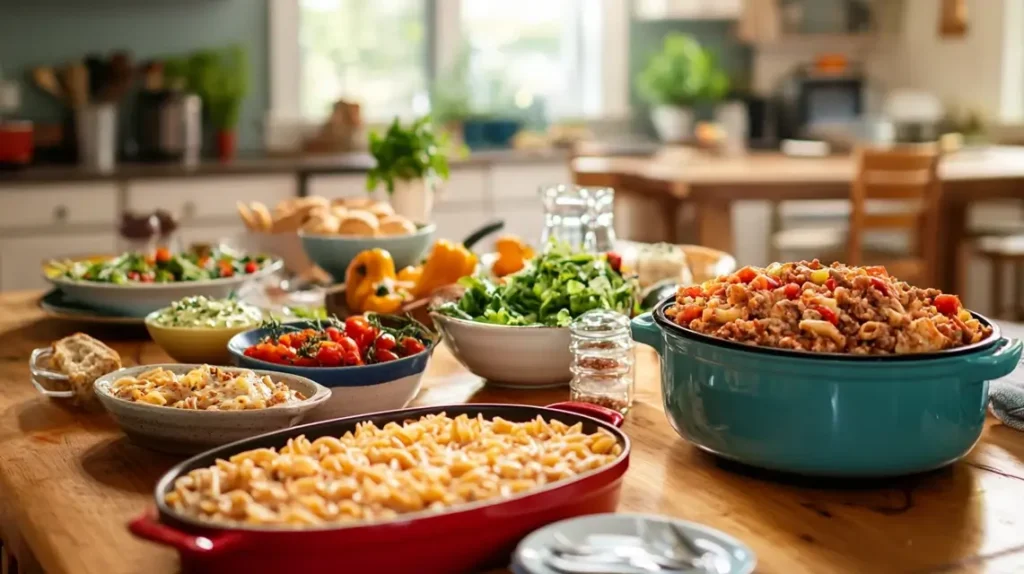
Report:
164,413,623,527
666,260,992,355
111,365,305,410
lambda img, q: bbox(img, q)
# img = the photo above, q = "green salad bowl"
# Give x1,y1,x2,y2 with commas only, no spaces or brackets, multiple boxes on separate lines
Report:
632,298,1022,477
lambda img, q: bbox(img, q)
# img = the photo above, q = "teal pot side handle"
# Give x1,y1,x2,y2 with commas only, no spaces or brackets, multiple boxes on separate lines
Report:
630,312,663,354
962,337,1023,380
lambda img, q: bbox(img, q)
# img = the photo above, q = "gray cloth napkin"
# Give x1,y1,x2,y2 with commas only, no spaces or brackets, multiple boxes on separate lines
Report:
990,374,1024,432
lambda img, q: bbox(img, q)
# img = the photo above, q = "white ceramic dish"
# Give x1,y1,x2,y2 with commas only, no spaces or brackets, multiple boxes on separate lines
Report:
430,313,571,388
512,513,756,574
45,259,283,318
93,364,331,454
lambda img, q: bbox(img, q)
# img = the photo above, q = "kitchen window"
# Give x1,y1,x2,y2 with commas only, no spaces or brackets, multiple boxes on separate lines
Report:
269,0,629,127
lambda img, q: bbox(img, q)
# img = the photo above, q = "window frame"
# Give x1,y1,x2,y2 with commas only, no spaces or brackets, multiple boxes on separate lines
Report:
266,0,629,133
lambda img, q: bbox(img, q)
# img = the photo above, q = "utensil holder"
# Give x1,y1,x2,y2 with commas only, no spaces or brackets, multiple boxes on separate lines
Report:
76,103,117,173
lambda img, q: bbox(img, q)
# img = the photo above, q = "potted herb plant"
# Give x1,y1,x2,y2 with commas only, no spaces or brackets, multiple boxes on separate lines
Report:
191,45,249,161
636,33,730,143
366,116,451,222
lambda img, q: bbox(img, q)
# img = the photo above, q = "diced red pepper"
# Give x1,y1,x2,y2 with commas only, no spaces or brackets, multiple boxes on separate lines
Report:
825,278,836,292
680,305,702,323
736,266,758,283
606,252,622,273
934,294,961,316
784,283,801,300
244,261,259,274
683,285,703,299
814,305,838,326
865,265,888,277
869,276,889,296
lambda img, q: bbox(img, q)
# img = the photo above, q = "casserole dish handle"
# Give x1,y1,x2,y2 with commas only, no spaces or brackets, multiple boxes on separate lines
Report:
130,509,245,557
630,312,663,354
546,401,625,428
28,347,74,399
962,337,1023,380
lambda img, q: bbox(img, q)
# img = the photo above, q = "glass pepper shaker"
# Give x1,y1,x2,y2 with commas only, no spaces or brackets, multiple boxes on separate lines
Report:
569,309,635,414
540,184,590,251
585,186,616,253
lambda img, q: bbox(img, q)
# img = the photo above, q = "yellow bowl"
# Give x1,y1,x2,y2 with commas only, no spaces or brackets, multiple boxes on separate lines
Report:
144,315,257,365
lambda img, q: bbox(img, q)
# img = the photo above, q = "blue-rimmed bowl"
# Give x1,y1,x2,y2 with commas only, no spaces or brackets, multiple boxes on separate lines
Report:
299,223,436,281
227,320,435,420
631,298,1023,477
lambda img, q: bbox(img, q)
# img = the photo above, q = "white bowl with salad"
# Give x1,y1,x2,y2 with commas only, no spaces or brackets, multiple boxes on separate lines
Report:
44,246,282,318
430,245,640,388
145,297,265,365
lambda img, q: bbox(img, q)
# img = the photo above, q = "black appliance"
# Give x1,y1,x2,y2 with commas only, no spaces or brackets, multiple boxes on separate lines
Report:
774,63,866,142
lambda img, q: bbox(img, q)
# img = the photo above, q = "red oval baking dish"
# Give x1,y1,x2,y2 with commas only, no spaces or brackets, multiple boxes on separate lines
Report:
129,401,630,574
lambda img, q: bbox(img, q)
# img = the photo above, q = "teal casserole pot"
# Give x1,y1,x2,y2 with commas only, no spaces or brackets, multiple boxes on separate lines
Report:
632,299,1022,477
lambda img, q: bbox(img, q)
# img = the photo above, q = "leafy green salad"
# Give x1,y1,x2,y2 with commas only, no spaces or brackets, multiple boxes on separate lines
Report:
51,246,270,284
436,243,640,327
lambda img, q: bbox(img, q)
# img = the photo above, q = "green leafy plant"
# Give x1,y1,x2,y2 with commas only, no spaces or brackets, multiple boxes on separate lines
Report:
190,45,249,131
636,33,730,108
366,116,452,194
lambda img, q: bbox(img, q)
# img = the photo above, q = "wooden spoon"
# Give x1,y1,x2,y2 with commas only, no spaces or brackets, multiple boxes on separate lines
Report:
31,67,64,103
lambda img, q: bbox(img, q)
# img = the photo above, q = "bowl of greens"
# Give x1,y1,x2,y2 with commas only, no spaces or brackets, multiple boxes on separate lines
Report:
431,244,640,388
44,246,282,318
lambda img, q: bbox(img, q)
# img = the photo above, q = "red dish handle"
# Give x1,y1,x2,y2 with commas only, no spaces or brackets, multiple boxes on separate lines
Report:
545,401,625,428
129,508,244,557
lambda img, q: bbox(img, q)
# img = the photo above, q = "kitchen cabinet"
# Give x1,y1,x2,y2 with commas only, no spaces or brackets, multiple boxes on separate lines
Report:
0,184,117,230
0,233,117,291
634,0,742,20
305,175,371,200
126,175,295,223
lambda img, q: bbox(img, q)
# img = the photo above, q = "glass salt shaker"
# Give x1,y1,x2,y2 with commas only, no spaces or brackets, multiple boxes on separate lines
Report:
569,309,635,414
585,186,616,253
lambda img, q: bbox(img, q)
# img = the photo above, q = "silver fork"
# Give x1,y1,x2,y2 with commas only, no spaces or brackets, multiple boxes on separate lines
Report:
550,531,697,570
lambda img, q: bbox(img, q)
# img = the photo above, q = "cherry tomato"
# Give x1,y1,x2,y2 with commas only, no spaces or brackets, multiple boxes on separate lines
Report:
278,334,293,347
244,346,257,357
325,327,343,342
399,337,426,357
127,271,141,281
814,305,839,326
784,283,801,300
244,261,259,274
376,349,400,362
335,336,359,356
343,351,364,366
140,272,155,283
293,357,318,367
155,247,172,264
679,305,702,323
219,263,235,278
736,266,758,283
934,294,961,316
869,276,889,296
374,333,397,352
825,278,836,292
316,345,344,367
606,252,623,273
345,316,376,348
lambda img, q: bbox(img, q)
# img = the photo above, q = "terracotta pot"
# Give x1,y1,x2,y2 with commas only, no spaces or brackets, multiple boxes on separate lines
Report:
216,130,237,161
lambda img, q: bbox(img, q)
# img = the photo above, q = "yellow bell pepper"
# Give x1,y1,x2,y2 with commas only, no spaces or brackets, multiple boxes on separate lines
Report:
492,235,535,278
344,249,406,314
410,240,478,298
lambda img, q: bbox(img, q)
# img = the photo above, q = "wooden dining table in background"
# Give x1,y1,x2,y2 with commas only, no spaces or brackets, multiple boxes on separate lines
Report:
1,290,1024,573
572,146,1024,294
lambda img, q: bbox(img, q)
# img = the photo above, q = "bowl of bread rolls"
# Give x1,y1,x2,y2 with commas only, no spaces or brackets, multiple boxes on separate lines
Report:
297,196,435,281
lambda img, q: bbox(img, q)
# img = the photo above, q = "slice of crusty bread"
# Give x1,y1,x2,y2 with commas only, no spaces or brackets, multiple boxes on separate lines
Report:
52,333,122,406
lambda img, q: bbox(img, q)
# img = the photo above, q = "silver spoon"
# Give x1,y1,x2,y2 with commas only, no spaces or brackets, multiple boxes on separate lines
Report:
550,531,696,570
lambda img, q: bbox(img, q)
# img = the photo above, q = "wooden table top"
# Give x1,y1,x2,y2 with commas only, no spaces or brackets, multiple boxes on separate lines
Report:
2,290,1024,574
572,146,1024,198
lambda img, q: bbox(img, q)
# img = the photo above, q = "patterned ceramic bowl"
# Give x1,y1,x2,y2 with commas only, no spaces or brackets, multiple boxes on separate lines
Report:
94,364,331,454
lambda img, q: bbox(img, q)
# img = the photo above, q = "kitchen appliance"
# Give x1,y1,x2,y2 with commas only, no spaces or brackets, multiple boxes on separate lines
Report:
740,95,777,149
631,301,1022,477
883,90,945,143
130,401,629,574
135,90,202,163
773,61,866,143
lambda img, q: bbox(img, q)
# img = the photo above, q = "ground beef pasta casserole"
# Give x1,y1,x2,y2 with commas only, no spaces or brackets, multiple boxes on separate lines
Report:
164,413,623,527
666,260,992,354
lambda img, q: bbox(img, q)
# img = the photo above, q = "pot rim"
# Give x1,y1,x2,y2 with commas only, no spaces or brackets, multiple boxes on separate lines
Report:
152,402,630,533
651,296,1003,362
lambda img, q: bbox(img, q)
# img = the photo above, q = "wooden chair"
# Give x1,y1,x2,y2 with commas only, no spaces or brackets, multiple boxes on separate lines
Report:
973,235,1024,320
847,146,942,286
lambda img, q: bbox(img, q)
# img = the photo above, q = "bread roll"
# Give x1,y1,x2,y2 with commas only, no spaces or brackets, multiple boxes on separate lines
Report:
342,197,376,209
378,215,417,236
237,202,258,230
330,205,349,220
367,201,394,219
250,202,273,232
271,206,308,233
302,212,340,235
336,210,379,236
